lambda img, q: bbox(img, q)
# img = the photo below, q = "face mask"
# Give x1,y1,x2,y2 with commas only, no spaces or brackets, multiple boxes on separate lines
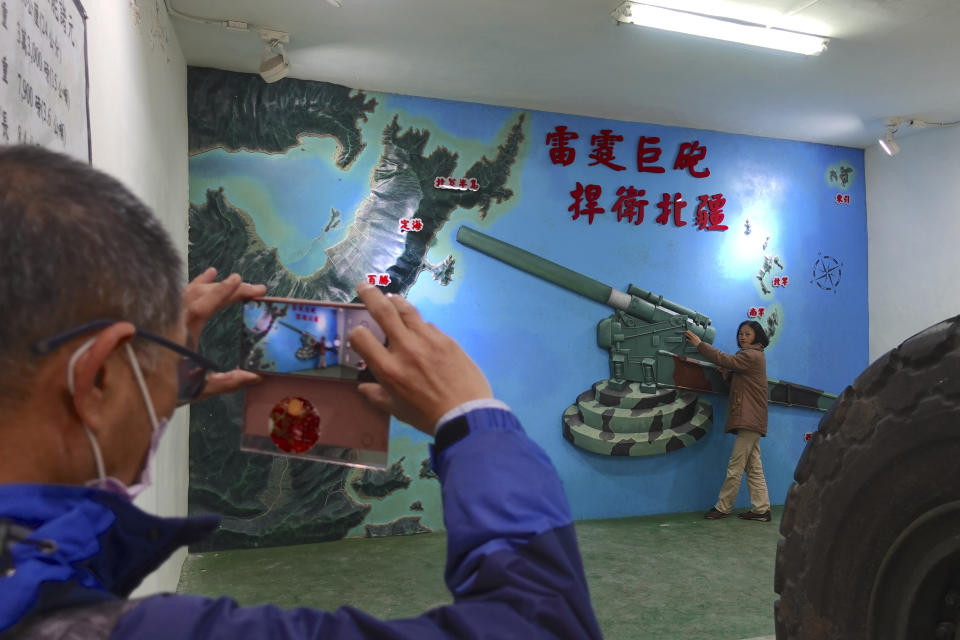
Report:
67,339,170,500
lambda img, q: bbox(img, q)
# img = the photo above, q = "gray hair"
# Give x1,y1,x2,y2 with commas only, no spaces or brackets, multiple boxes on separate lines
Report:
0,145,183,402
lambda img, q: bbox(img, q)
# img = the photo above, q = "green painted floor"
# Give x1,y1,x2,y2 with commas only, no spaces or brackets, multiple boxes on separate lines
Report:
178,507,783,640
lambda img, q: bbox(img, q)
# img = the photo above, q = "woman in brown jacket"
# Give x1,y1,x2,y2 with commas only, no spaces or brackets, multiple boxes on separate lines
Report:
684,321,772,522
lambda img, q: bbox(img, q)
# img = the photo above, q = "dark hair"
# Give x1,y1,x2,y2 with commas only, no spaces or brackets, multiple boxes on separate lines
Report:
737,320,770,349
0,145,183,403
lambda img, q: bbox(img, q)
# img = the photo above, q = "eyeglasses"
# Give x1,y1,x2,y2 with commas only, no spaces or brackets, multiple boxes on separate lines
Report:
33,320,221,405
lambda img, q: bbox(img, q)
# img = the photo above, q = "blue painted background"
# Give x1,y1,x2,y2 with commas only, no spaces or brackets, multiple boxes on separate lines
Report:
190,90,868,523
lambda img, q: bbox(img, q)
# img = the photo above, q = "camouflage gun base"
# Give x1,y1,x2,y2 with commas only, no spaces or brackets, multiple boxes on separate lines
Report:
562,381,712,456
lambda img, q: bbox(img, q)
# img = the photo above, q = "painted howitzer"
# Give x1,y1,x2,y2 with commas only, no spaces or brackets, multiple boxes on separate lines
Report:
456,225,838,457
278,320,331,363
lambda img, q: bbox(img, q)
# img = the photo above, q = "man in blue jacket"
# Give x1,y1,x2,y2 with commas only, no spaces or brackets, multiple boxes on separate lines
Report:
0,145,602,639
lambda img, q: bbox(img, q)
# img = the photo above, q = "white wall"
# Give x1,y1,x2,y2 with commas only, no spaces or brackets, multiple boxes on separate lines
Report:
84,0,189,596
866,126,960,362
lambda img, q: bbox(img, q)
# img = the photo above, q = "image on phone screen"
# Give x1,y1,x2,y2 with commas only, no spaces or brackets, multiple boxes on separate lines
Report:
239,297,389,469
241,298,384,382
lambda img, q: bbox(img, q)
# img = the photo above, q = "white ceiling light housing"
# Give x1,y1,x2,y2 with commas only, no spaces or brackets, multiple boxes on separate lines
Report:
612,1,829,56
878,129,900,156
258,29,291,83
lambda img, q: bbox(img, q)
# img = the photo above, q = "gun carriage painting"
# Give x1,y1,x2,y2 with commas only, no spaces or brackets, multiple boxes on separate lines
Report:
456,226,837,457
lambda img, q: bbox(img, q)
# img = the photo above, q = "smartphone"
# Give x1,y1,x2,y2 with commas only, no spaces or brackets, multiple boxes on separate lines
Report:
239,297,389,469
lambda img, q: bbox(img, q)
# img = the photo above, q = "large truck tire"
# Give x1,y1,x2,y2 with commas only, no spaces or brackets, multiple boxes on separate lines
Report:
774,316,960,639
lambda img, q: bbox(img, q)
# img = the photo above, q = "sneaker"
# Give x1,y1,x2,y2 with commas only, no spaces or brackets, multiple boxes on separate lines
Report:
704,508,729,520
737,510,772,522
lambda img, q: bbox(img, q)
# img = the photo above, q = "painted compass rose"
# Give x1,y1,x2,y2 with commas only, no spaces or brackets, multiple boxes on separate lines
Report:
811,253,843,292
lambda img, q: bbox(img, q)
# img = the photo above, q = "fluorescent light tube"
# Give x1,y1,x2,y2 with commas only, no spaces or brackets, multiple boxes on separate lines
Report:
614,2,828,56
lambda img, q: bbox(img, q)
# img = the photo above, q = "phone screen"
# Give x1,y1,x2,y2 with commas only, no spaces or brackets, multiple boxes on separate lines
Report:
239,297,389,469
241,298,385,381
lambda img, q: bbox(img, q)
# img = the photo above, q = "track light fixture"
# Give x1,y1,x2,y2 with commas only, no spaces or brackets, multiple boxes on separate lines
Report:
878,116,960,157
162,3,316,83
258,29,291,83
878,127,900,157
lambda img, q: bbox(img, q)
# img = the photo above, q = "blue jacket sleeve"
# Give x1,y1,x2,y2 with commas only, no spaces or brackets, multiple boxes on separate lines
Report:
111,407,601,640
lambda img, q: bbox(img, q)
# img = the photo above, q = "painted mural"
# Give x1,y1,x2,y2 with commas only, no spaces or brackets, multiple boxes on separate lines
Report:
187,66,868,551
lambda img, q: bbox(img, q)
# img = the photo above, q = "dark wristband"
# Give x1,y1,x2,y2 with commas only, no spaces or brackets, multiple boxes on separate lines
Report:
433,416,470,455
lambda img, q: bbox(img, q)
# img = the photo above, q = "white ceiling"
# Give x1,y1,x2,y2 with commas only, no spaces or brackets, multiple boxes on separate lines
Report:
168,0,960,149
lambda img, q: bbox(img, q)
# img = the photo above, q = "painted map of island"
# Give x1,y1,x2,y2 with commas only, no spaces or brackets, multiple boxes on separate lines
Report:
186,67,526,551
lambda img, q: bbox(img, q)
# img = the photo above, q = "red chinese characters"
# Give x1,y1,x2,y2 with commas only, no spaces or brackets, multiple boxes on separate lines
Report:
656,192,687,227
612,186,648,225
550,125,727,233
588,129,626,171
564,185,728,232
748,307,766,318
772,276,789,287
674,140,710,178
636,136,666,174
434,176,480,191
569,182,605,225
546,125,579,166
293,305,320,321
399,218,423,233
695,194,728,231
548,126,714,179
835,193,851,205
366,273,392,286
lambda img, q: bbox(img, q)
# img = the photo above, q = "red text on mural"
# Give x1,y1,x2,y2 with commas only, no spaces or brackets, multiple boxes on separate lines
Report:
656,192,688,227
366,274,392,286
569,182,605,224
674,140,710,178
636,136,666,174
399,218,423,233
546,125,579,166
695,193,728,231
612,186,648,225
589,129,626,171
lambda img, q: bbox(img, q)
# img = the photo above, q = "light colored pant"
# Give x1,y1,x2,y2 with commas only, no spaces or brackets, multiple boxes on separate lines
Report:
715,429,770,514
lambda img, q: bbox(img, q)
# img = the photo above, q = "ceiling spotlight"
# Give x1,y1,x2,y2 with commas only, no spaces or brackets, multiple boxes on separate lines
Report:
878,128,900,157
258,29,290,83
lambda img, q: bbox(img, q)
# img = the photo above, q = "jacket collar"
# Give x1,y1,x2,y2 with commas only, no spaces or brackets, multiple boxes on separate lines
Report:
0,484,218,632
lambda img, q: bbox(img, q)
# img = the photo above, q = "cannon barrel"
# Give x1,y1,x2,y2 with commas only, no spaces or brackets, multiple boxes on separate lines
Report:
278,320,321,342
456,226,715,341
626,285,711,329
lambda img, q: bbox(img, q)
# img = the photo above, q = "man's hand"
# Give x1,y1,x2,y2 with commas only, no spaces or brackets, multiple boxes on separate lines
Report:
183,267,266,347
182,267,267,402
348,283,493,436
684,330,702,347
189,370,263,403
